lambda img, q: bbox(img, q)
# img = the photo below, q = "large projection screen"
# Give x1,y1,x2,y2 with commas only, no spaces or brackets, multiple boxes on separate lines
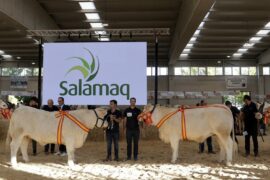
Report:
43,42,147,105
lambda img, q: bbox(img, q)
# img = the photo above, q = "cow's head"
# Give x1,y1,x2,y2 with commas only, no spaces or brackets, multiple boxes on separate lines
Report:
255,112,263,120
263,102,270,113
138,104,155,126
94,108,108,128
0,99,12,120
0,99,8,109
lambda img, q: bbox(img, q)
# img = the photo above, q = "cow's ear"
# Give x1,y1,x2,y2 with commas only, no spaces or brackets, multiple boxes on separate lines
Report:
144,104,152,111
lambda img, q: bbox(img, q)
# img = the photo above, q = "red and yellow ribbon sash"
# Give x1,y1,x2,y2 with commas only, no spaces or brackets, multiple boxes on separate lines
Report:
156,108,188,141
156,110,179,128
264,112,270,124
55,110,90,144
179,108,188,141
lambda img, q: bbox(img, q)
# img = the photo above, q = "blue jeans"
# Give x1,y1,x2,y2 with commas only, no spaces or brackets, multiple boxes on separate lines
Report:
126,130,140,159
199,136,213,152
32,140,37,154
106,131,119,159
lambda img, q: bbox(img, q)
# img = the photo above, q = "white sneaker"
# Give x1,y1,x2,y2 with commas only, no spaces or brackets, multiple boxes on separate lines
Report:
60,152,67,157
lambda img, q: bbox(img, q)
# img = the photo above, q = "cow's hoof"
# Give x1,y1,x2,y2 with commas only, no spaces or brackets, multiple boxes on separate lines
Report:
68,160,82,171
69,164,82,171
23,159,30,163
68,161,75,167
226,162,232,166
171,160,176,164
11,158,18,167
11,162,18,168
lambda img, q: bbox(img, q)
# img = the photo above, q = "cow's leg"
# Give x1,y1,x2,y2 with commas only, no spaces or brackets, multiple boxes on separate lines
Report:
224,136,233,166
216,135,226,163
10,136,23,166
218,134,233,165
170,137,179,163
66,144,75,167
20,137,30,162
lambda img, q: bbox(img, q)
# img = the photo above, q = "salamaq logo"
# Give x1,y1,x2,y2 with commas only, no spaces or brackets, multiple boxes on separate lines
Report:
59,48,130,99
65,48,99,82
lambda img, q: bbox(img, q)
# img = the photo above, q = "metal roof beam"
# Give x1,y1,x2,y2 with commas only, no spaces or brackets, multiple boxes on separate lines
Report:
169,0,215,65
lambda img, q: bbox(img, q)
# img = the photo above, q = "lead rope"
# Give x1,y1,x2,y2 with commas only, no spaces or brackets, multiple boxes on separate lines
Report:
179,108,188,141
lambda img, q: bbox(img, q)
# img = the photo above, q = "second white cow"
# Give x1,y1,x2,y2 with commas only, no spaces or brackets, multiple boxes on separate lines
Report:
140,104,236,165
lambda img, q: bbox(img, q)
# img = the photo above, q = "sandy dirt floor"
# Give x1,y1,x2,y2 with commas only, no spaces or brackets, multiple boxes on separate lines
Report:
0,135,270,180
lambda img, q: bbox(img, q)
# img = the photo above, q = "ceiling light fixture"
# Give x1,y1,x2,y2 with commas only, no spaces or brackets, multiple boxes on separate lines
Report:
256,30,270,35
180,54,188,57
204,12,210,19
99,37,109,41
237,48,248,52
79,2,96,10
264,22,270,28
233,53,242,57
183,49,191,53
90,23,104,28
190,37,197,42
94,31,106,35
85,13,100,20
199,22,205,28
243,43,255,48
249,37,262,42
194,30,201,35
2,55,12,58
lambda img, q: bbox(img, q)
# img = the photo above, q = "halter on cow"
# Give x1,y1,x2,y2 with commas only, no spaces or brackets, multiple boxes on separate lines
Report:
0,100,13,120
92,109,106,128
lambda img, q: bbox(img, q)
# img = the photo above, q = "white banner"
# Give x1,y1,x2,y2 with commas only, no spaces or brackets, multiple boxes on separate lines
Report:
43,42,147,105
10,76,28,89
226,76,247,89
1,90,37,96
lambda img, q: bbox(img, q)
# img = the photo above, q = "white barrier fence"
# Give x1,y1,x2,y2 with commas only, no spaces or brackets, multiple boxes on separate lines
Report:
148,91,270,100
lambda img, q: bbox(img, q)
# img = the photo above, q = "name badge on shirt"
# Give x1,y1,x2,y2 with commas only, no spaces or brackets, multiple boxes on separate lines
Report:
127,112,132,117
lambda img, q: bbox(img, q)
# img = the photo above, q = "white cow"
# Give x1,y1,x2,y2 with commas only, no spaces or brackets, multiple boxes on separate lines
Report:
140,104,236,165
6,105,108,167
256,101,270,112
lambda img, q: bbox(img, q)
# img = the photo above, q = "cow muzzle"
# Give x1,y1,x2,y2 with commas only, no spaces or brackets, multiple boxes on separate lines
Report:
0,108,12,120
138,112,153,125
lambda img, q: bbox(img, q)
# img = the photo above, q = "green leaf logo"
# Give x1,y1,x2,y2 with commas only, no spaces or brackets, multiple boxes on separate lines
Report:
65,48,100,82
